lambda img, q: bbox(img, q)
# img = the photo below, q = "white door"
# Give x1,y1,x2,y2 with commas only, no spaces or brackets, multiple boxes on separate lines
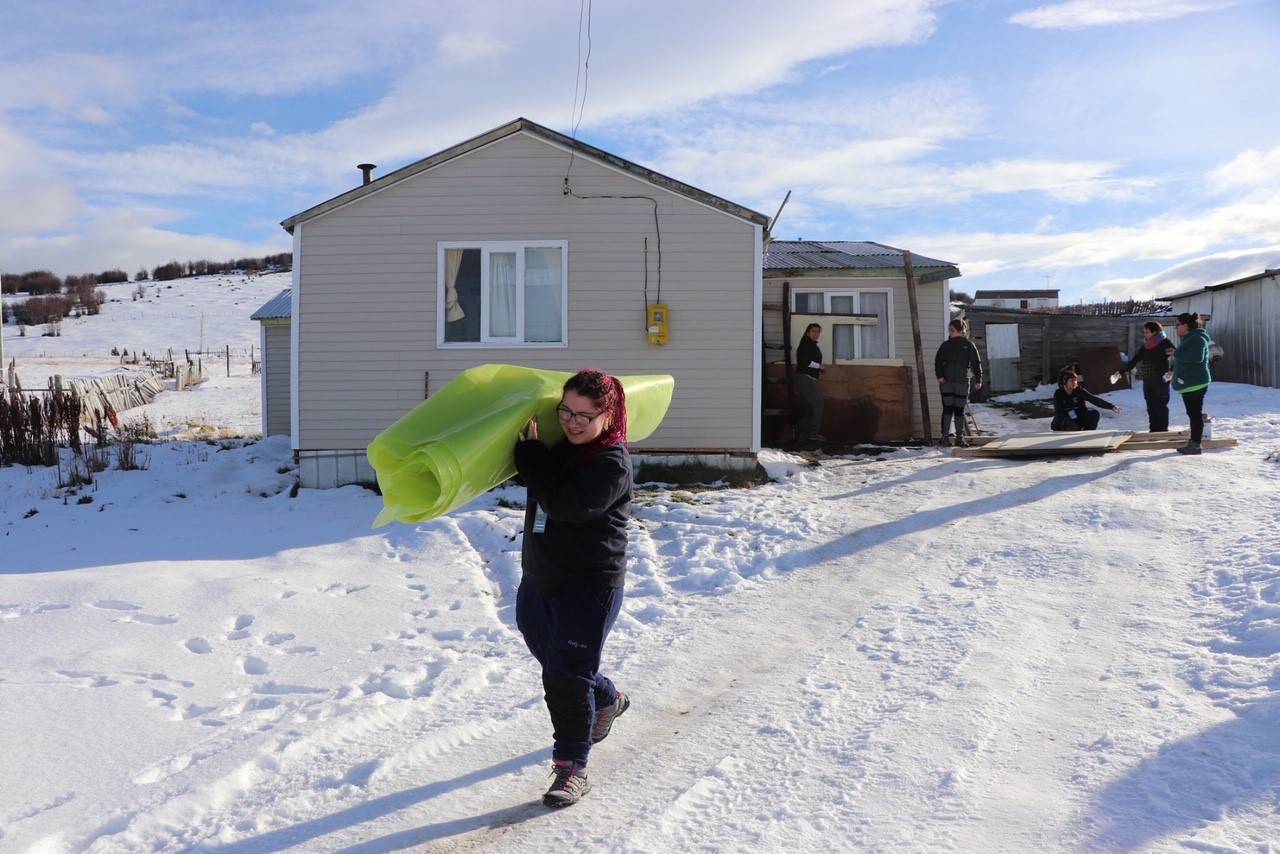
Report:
986,323,1021,392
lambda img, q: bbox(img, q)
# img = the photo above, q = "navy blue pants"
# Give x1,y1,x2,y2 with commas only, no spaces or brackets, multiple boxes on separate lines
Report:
516,582,622,766
1142,375,1170,432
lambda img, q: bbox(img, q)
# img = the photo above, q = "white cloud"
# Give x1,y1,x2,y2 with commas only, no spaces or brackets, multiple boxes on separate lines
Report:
1095,245,1280,299
900,192,1280,300
3,206,288,279
1010,0,1245,29
1207,145,1280,195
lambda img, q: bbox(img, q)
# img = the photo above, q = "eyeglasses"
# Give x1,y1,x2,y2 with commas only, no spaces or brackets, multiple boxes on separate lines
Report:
556,403,604,426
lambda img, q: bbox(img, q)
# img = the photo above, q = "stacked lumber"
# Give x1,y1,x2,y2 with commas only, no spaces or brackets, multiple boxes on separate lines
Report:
951,429,1237,457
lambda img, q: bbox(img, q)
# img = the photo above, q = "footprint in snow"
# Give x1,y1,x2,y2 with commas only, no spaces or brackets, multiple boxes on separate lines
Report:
227,614,254,640
185,637,213,654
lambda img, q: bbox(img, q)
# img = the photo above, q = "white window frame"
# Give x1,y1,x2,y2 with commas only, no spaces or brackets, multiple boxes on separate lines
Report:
792,288,895,360
437,240,569,347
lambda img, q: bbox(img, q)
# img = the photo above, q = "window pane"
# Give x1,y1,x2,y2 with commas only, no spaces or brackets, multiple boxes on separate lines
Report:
833,324,857,360
861,292,889,357
795,292,822,312
445,248,481,342
830,295,855,313
524,247,562,342
488,252,517,338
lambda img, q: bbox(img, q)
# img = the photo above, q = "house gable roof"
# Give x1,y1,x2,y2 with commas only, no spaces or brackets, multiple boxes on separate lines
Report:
280,117,769,233
764,240,960,284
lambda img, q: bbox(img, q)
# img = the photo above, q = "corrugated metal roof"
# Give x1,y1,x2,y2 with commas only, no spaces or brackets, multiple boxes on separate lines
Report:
250,288,292,320
973,289,1059,299
763,240,955,272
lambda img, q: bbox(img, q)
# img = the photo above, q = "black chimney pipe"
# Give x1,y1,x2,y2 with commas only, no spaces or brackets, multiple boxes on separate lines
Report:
358,163,376,185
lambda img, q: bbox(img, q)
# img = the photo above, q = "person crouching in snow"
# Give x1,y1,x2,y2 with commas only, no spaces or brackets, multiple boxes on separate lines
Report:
515,368,633,808
1050,368,1121,431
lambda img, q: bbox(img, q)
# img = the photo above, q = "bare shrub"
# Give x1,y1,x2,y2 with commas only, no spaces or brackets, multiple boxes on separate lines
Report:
115,420,153,471
0,390,81,467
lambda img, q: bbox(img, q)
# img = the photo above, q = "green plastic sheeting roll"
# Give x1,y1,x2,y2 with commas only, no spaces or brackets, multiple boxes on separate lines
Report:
367,364,674,526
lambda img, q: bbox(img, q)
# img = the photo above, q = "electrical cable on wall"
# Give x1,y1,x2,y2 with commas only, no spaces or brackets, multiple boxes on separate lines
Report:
558,0,667,343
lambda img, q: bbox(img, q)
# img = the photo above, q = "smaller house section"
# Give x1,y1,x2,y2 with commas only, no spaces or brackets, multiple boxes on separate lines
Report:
762,241,960,442
249,288,292,437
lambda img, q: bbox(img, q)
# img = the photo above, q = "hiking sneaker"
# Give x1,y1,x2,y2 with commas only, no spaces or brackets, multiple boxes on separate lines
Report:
1177,440,1202,455
592,691,630,744
543,759,590,808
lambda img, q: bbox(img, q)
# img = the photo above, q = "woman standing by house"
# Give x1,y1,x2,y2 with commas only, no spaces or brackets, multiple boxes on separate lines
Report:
514,368,633,807
1120,320,1174,432
1170,312,1213,455
794,323,825,441
933,317,983,446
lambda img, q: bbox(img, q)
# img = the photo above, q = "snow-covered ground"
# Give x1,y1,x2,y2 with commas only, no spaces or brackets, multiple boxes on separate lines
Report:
2,276,1278,853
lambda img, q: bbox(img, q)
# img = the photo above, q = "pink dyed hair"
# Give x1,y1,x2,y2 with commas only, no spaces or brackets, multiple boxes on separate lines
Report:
563,368,627,446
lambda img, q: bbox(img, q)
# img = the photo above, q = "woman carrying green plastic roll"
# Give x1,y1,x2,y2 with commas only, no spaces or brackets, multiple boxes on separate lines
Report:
514,368,633,808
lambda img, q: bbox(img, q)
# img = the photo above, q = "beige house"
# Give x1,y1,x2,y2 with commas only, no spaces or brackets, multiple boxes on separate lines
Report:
265,118,770,488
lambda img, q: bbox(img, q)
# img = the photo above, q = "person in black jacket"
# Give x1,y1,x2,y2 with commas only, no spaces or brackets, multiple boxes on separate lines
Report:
933,317,983,446
794,322,825,441
515,368,633,808
1051,368,1121,431
1120,320,1174,432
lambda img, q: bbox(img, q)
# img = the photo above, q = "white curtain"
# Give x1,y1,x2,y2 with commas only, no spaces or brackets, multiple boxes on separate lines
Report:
488,252,517,338
861,292,889,358
833,324,857,360
524,247,562,342
444,248,465,322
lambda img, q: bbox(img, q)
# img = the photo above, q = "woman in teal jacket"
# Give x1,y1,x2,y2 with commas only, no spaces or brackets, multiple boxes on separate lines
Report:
1170,311,1213,455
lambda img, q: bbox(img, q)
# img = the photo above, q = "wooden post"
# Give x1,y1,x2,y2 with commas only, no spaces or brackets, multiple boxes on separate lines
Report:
225,344,231,377
782,280,795,416
903,251,932,443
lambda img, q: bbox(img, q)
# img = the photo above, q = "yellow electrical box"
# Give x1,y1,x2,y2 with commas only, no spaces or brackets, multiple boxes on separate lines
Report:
646,303,670,345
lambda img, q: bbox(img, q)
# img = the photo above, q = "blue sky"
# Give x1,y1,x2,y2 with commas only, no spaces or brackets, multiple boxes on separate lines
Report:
3,0,1278,303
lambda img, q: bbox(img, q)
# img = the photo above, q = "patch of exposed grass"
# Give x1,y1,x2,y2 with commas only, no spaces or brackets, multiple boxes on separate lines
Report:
986,399,1054,420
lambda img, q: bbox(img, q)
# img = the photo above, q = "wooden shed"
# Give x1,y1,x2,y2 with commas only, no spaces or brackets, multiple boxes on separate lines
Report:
960,305,1172,397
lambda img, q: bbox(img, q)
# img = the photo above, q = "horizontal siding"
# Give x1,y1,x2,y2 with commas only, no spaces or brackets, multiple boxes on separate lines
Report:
263,324,291,436
294,133,760,452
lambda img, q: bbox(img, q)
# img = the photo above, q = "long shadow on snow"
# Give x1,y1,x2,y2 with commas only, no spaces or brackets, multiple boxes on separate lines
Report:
202,748,547,853
784,453,1166,570
1081,695,1280,851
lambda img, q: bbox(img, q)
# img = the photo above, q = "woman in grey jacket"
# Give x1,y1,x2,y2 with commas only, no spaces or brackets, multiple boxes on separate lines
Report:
933,318,983,446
